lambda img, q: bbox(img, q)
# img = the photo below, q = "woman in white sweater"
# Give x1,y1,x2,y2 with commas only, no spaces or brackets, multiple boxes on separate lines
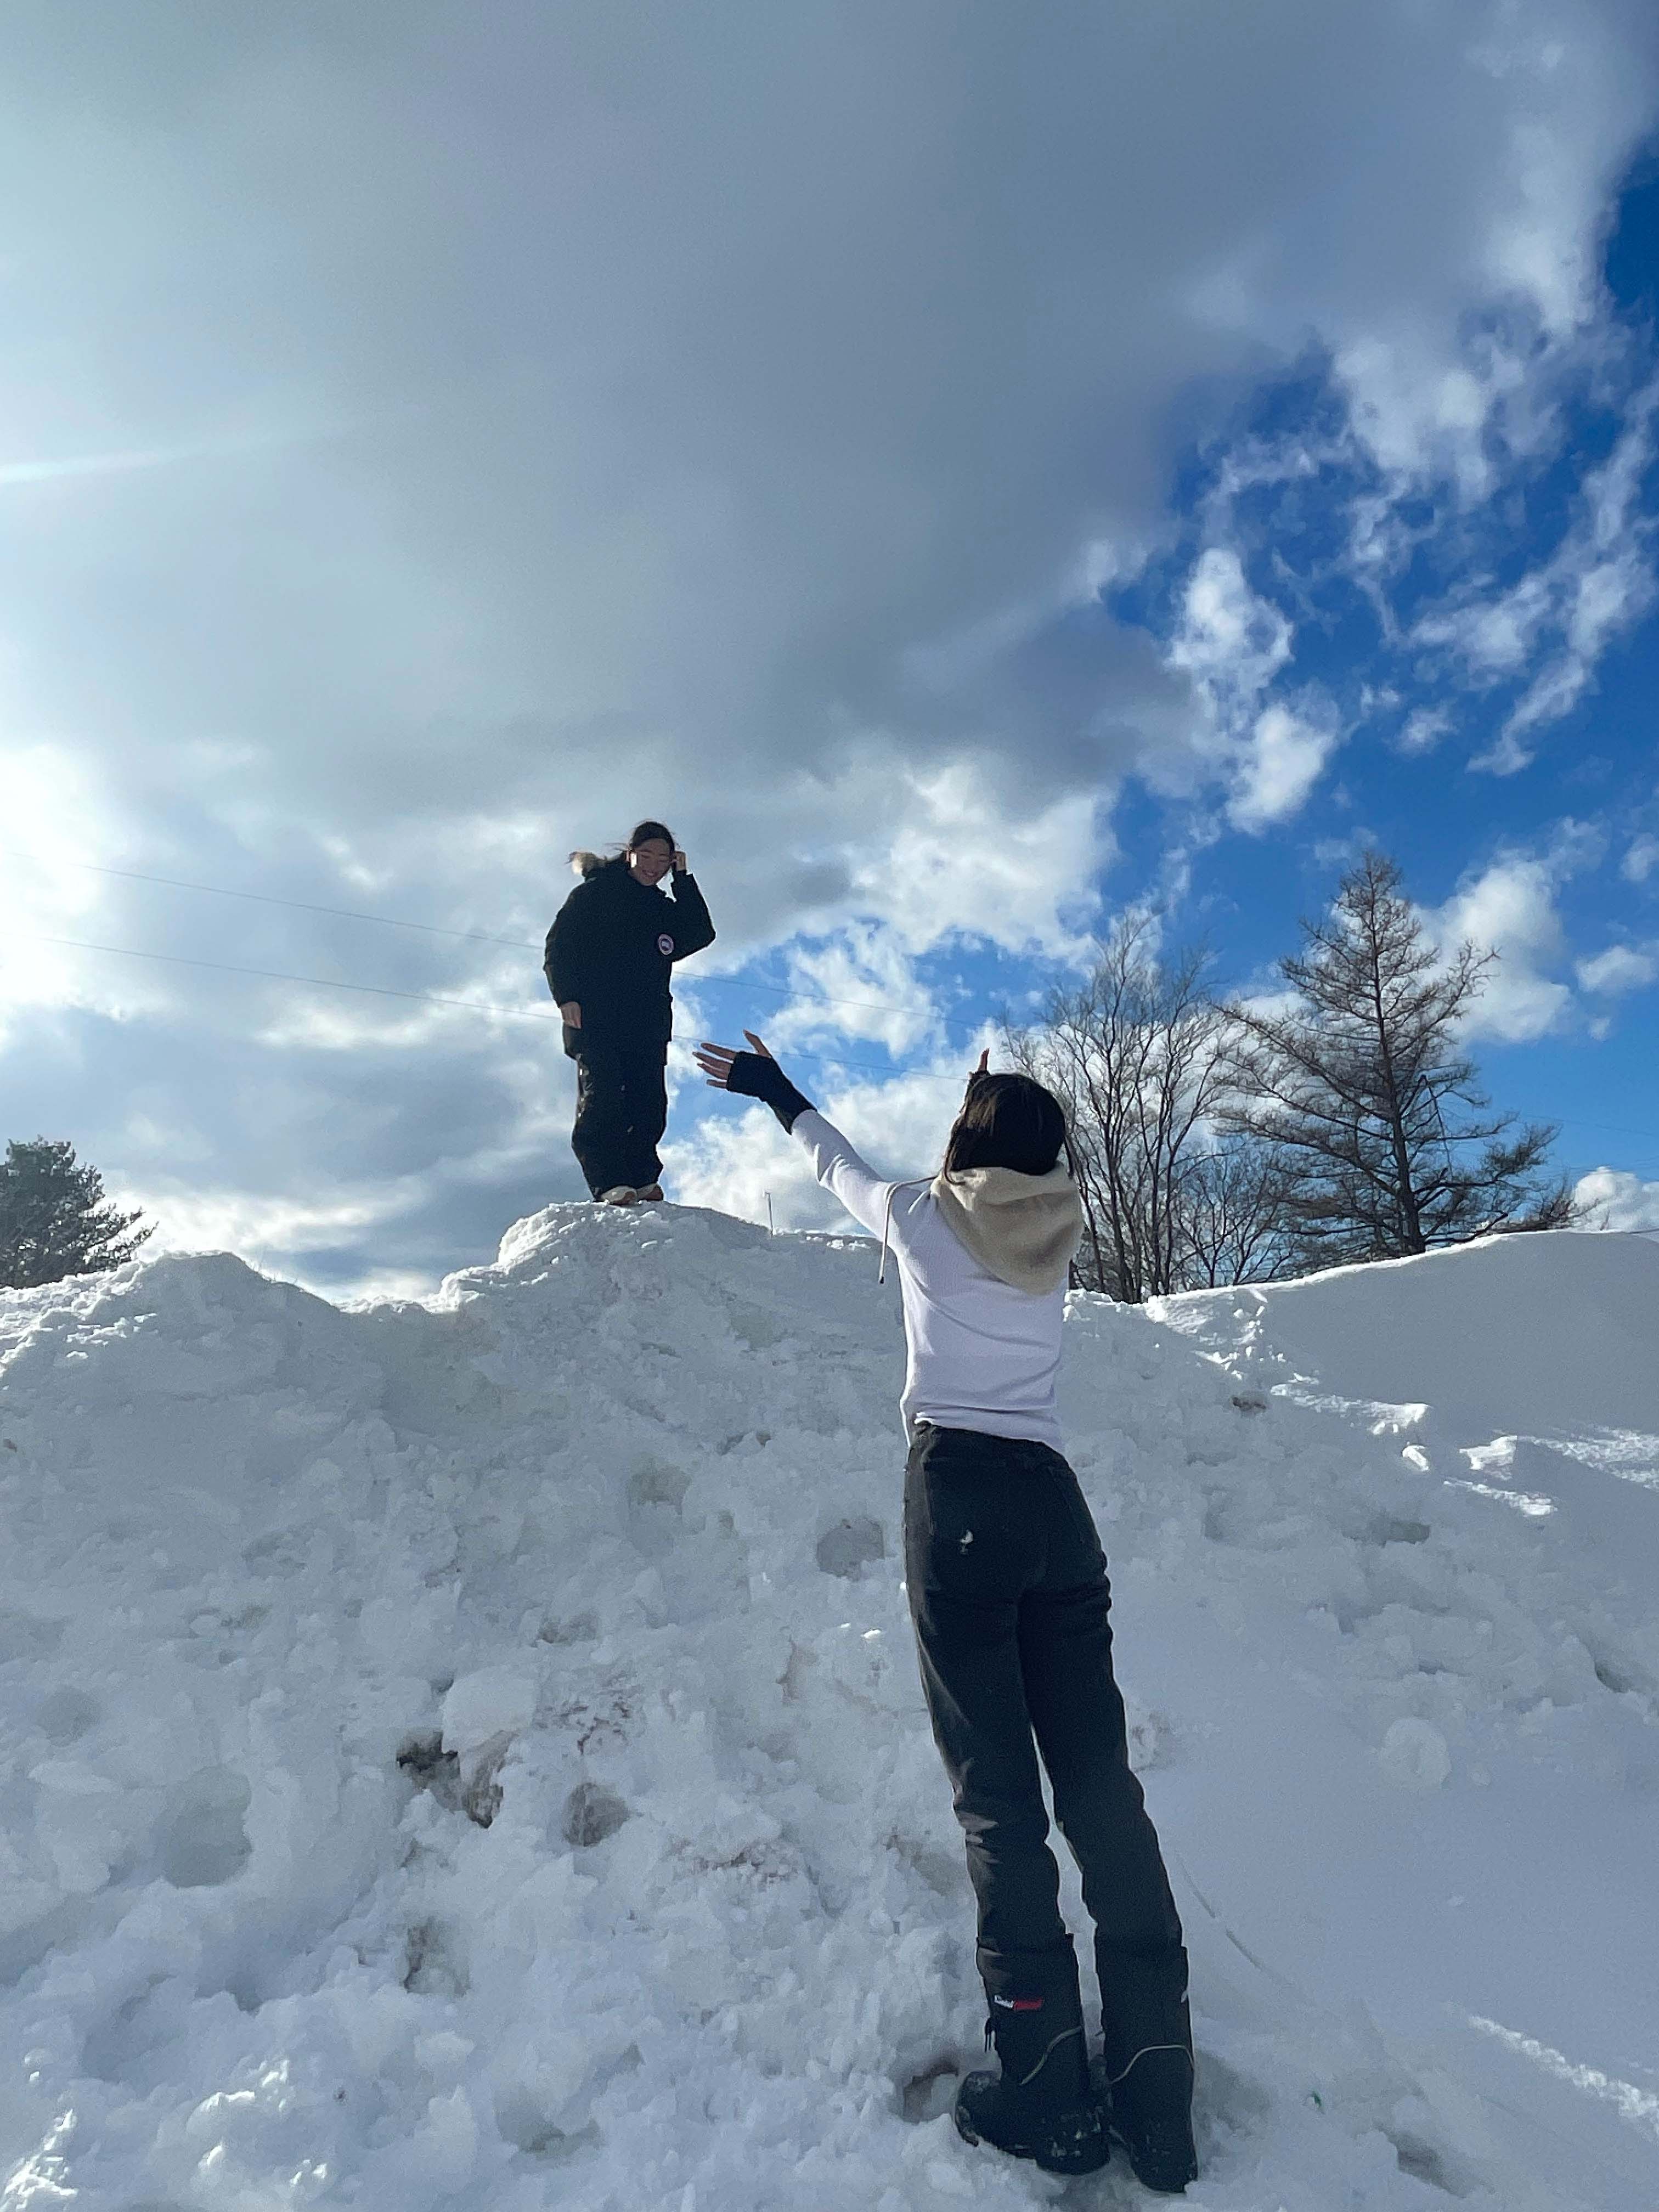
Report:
694,1034,1197,2193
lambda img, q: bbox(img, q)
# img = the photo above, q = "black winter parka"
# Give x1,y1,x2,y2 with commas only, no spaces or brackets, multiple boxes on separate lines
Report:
543,857,716,1051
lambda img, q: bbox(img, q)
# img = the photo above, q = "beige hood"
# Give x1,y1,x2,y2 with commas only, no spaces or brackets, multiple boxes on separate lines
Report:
930,1162,1084,1295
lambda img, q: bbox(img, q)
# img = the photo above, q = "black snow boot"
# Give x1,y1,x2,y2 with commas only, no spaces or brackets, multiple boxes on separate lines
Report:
1092,2045,1198,2194
953,1946,1108,2177
1096,1940,1198,2192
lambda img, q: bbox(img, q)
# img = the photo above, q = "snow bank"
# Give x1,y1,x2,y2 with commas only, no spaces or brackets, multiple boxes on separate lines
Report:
2,1210,1657,2208
1153,1228,1659,1438
1154,1229,1659,1622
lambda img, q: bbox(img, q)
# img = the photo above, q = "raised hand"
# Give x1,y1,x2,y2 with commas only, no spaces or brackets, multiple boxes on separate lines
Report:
694,1031,775,1090
693,1042,738,1088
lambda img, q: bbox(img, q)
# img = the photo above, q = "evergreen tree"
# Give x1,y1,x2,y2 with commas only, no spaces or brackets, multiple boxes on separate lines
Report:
0,1138,152,1289
1224,852,1572,1266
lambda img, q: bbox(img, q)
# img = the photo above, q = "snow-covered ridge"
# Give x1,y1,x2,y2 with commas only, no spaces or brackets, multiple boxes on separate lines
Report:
2,1214,1657,2208
1153,1226,1659,1439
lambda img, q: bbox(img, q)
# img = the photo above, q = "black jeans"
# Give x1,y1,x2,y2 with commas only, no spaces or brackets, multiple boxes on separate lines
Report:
571,1039,669,1197
903,1421,1190,2074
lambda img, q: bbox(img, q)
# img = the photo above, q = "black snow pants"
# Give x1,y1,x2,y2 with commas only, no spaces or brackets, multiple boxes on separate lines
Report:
902,1420,1191,2076
570,1037,669,1198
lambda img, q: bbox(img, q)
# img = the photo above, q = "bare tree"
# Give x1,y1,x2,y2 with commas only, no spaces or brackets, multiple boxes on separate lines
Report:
1223,850,1573,1266
1178,1137,1300,1289
1010,921,1283,1299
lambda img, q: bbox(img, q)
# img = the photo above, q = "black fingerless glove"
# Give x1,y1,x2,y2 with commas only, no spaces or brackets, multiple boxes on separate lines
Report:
725,1052,815,1133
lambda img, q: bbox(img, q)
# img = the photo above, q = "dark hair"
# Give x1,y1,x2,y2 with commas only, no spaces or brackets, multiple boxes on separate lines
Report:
628,819,675,851
943,1072,1068,1178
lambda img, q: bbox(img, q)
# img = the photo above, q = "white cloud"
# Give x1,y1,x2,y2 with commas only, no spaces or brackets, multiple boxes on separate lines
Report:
1338,17,1650,482
843,764,1105,960
1401,378,1659,771
1398,706,1453,755
1423,842,1585,1042
1227,703,1341,833
772,926,941,1058
1621,833,1659,885
1418,571,1554,679
1165,549,1338,832
1575,941,1659,995
2,2,1656,1286
1334,341,1516,498
1572,1167,1659,1231
1169,547,1293,713
660,1102,814,1233
144,1183,391,1264
1491,549,1656,762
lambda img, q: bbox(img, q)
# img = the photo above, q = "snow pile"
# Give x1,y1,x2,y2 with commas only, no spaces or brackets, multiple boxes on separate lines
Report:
1153,1229,1659,1593
2,1215,1657,2208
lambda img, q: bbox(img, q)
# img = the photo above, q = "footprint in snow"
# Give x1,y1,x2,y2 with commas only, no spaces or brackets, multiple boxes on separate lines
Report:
815,1516,885,1578
156,1765,252,1888
36,1686,99,1743
562,1780,630,1847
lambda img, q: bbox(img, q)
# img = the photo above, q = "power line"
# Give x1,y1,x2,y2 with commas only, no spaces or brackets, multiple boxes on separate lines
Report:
1556,1116,1659,1147
24,933,561,1025
21,931,974,1090
21,867,1657,1149
29,857,533,950
14,852,991,1036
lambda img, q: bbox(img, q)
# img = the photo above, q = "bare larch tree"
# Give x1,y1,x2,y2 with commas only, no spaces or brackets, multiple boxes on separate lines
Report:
1009,921,1290,1299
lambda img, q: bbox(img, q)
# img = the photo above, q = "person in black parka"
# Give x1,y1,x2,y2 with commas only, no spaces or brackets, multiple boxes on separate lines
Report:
543,820,715,1204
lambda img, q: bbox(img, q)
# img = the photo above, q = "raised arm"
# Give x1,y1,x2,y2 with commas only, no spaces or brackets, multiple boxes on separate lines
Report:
788,1108,896,1238
667,866,716,961
692,1034,895,1238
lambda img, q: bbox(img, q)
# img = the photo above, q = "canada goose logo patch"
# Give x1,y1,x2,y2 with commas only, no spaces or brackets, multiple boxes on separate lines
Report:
657,933,674,956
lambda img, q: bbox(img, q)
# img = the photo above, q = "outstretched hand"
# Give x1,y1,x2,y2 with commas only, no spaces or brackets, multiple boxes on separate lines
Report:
694,1030,774,1089
965,1048,990,1091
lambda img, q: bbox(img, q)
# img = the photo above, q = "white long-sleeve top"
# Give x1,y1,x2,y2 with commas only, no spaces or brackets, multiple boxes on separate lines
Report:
791,1109,1068,1450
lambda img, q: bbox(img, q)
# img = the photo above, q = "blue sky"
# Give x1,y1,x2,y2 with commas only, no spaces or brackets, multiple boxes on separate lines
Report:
3,3,1658,1293
684,148,1659,1227
685,145,1659,1229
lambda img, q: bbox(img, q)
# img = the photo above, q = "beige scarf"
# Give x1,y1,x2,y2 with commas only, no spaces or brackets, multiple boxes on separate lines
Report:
929,1163,1084,1295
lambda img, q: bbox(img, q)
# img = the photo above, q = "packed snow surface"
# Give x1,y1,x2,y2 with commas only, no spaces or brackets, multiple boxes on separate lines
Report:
2,1214,1657,2209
